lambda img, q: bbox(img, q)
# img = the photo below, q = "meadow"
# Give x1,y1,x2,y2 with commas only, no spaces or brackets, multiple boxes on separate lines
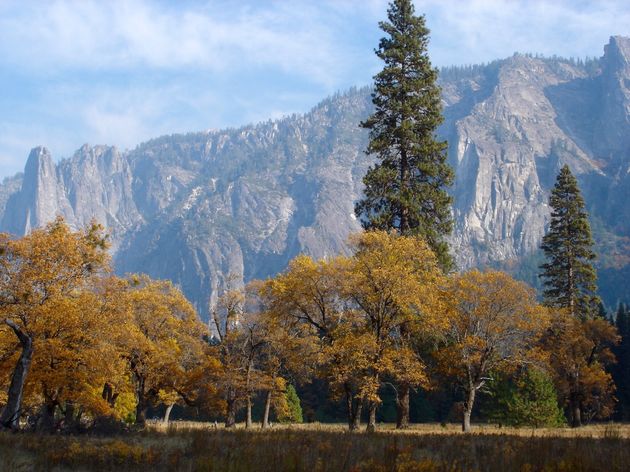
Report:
2,422,630,471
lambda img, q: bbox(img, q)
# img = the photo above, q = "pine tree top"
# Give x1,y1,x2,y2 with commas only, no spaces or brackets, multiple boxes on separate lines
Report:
356,0,455,273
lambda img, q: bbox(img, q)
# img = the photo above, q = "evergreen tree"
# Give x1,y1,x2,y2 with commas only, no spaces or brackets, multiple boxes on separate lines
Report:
613,303,630,420
539,165,599,318
356,0,454,272
485,369,566,428
279,384,303,423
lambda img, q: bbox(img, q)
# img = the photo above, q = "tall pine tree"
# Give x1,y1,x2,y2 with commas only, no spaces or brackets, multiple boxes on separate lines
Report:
356,0,453,431
356,0,454,272
539,165,599,318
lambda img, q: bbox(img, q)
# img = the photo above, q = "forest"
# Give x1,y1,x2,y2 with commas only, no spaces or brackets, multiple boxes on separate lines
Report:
0,216,624,435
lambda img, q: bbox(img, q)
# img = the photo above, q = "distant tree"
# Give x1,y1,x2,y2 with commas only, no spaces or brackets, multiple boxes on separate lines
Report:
540,165,599,318
356,0,454,272
613,303,630,420
261,255,360,427
485,368,565,428
262,231,444,432
121,276,210,426
212,285,269,429
436,270,549,432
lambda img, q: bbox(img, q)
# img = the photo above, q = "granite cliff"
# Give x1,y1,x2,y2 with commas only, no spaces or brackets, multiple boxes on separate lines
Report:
2,36,629,316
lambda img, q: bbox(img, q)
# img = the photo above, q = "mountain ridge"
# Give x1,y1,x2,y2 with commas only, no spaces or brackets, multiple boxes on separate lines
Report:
2,36,629,317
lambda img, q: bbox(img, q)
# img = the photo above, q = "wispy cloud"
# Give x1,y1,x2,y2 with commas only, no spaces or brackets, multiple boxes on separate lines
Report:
0,0,628,179
0,0,360,87
422,0,630,66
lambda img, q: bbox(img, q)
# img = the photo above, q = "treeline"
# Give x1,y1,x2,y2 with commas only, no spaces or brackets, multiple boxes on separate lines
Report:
0,219,622,433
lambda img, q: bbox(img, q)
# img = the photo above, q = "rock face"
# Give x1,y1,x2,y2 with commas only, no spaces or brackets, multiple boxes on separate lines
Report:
2,145,141,251
1,37,629,315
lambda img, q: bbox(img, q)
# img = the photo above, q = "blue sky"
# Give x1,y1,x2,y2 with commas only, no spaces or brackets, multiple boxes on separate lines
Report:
0,0,628,178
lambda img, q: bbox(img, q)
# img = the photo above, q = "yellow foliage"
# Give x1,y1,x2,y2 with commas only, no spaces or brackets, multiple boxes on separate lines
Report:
435,269,550,427
543,308,619,422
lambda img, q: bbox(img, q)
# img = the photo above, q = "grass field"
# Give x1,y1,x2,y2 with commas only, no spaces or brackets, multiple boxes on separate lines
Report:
2,422,630,471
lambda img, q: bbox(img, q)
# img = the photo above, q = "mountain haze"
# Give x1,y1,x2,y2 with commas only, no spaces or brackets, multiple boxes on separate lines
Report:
1,36,629,317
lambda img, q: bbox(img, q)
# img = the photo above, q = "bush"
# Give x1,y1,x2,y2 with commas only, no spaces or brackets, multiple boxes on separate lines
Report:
485,368,566,427
279,385,303,423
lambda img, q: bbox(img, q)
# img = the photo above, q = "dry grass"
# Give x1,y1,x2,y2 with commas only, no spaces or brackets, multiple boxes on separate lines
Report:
2,422,630,471
148,420,630,438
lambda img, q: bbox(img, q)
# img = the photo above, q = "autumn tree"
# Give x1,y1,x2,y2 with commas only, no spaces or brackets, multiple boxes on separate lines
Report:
252,304,312,429
540,164,599,318
357,0,454,272
544,309,618,427
260,255,359,427
119,275,209,426
437,270,549,432
212,282,276,428
342,231,444,432
357,0,454,429
0,218,108,430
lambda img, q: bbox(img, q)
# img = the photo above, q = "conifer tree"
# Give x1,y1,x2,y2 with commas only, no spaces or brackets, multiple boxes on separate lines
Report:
613,303,630,419
485,368,565,428
356,0,454,272
540,165,599,318
281,385,303,424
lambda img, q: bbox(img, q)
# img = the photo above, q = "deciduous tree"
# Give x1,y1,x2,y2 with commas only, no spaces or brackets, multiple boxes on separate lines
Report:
342,230,444,432
120,275,208,426
544,309,618,427
0,218,108,430
437,270,549,432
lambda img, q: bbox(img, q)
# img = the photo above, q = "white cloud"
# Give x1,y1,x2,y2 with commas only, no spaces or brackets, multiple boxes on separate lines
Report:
0,0,628,179
0,0,358,87
421,0,630,66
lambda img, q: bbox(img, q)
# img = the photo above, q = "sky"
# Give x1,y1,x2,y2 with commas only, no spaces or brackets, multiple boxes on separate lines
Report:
0,0,628,178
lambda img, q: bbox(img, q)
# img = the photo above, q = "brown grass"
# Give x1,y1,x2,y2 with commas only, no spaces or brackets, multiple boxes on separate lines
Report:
2,422,629,471
148,420,630,438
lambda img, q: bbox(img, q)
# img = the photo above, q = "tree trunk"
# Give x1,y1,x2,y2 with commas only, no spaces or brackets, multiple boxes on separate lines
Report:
0,319,33,430
345,386,362,431
64,400,76,431
396,383,410,429
400,148,409,233
462,387,476,432
570,396,582,428
135,378,147,426
352,402,363,431
38,401,57,432
245,395,253,428
346,389,355,430
366,402,377,433
568,264,575,318
225,389,237,428
102,383,119,408
163,403,174,423
261,390,272,429
135,397,147,426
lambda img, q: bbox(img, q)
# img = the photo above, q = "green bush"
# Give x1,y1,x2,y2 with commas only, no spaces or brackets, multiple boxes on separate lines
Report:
279,385,303,424
486,368,566,427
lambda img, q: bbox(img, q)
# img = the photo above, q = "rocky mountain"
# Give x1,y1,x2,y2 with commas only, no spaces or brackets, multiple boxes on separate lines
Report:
1,36,629,317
